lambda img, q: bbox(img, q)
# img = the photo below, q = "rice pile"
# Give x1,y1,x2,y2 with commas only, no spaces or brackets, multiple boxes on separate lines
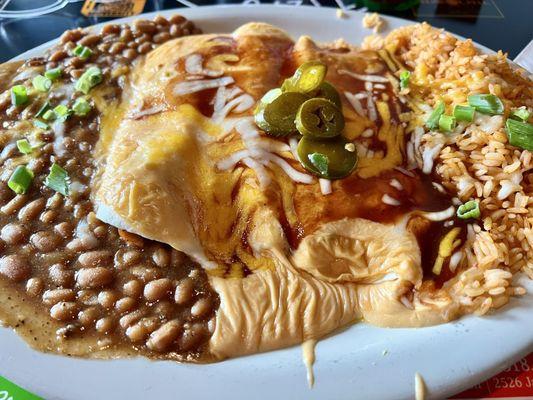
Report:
364,23,532,314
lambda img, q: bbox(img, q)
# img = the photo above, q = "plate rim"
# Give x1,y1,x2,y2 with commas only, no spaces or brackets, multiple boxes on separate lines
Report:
2,5,532,400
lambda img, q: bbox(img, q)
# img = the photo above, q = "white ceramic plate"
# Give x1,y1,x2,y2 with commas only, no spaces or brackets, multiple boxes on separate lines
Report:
2,5,532,400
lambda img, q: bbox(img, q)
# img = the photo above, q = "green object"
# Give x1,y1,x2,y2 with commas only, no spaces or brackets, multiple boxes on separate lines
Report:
453,105,475,122
313,81,342,109
506,118,533,151
11,85,28,106
53,104,71,120
282,61,327,93
32,75,52,92
510,107,530,122
297,136,357,179
33,120,49,130
72,97,92,116
456,200,480,219
16,139,33,154
44,163,69,196
35,101,50,118
355,0,420,12
42,109,56,121
8,165,34,195
438,115,456,132
255,91,308,136
426,100,445,130
468,94,504,115
399,70,410,89
73,44,93,59
308,152,329,176
45,67,62,81
0,375,43,400
75,66,103,94
295,98,345,138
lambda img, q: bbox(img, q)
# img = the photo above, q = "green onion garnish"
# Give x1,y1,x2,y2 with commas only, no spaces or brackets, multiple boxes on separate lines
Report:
467,94,504,115
44,163,69,196
457,200,480,219
510,107,530,122
438,115,456,132
33,120,49,130
308,153,329,175
72,97,91,117
42,109,56,121
453,105,475,122
11,85,28,106
506,118,533,151
399,70,410,90
32,75,52,93
45,67,62,81
35,101,50,118
53,104,71,120
75,66,103,94
73,45,93,60
426,100,445,130
16,139,33,154
8,165,34,195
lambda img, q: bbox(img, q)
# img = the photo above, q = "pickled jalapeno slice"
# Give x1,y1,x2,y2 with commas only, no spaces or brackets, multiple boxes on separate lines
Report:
313,81,342,109
297,136,357,179
256,92,308,136
282,61,327,93
295,98,345,139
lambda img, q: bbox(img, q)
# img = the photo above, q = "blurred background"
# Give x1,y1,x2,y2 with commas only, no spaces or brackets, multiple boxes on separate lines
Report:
0,0,532,63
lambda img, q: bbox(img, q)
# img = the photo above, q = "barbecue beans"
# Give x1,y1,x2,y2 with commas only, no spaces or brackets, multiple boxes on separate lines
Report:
0,15,217,360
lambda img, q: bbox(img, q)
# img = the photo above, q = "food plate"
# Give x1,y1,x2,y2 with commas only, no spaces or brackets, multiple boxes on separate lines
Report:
2,5,532,400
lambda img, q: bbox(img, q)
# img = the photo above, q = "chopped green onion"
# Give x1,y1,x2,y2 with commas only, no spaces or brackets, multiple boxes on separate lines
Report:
453,105,475,122
45,67,62,81
73,45,93,60
438,115,456,132
33,120,49,130
8,165,33,195
456,200,480,219
72,97,91,117
42,109,56,121
32,75,52,93
16,139,33,154
35,101,50,118
426,100,445,130
11,85,28,106
53,104,71,120
75,66,103,94
44,163,69,196
467,94,504,115
510,107,530,122
308,153,329,176
506,118,533,151
399,70,410,90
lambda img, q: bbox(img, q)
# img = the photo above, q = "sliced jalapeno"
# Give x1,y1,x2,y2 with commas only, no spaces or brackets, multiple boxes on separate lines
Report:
254,88,283,133
297,136,357,179
295,98,345,139
313,81,342,109
282,61,327,93
255,92,308,137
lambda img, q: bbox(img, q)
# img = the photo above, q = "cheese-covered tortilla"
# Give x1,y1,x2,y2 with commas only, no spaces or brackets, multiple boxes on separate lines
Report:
94,23,467,360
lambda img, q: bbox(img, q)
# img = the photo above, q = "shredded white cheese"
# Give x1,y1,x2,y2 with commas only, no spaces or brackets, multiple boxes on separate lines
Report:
319,179,332,195
174,76,234,96
420,206,455,221
382,194,400,206
389,179,403,191
344,91,365,117
338,69,389,83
